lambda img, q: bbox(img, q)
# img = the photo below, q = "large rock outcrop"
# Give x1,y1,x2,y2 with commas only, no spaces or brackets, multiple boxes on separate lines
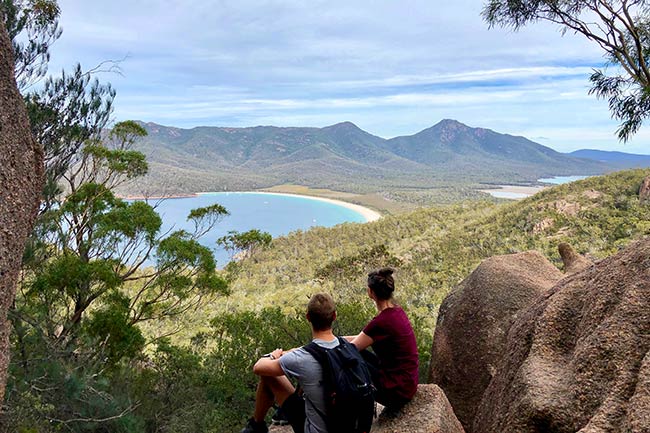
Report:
558,242,593,275
269,384,465,433
0,20,44,401
428,251,563,431
372,384,465,433
473,238,650,433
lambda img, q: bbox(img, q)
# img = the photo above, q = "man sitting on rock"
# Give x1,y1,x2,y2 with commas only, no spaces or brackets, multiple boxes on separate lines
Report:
240,293,339,433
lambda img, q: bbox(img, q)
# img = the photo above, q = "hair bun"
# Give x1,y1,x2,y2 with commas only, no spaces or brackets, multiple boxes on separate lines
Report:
378,267,394,277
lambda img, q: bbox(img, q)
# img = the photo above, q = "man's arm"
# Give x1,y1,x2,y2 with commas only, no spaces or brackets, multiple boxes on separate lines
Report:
253,348,285,376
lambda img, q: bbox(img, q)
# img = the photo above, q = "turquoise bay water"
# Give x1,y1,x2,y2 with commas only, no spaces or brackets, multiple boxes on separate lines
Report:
145,192,367,266
538,175,590,184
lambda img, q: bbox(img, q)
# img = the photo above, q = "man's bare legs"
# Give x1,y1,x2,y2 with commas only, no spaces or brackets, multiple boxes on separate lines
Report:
253,375,295,422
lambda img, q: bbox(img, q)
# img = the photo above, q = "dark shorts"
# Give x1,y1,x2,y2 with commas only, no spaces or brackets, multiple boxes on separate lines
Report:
281,391,306,433
361,350,411,411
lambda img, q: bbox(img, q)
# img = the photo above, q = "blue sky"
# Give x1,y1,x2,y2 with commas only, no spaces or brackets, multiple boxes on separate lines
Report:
46,0,650,154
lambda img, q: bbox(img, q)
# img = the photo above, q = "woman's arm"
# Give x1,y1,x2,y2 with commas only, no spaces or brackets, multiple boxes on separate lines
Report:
350,332,374,351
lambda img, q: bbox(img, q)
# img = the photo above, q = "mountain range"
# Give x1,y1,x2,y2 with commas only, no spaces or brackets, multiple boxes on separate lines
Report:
124,119,637,196
566,149,650,169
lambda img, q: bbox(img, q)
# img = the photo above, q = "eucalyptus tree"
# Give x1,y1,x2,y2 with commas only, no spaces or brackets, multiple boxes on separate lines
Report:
3,0,116,208
217,229,273,260
483,0,650,141
9,120,230,430
1,2,234,429
0,13,44,406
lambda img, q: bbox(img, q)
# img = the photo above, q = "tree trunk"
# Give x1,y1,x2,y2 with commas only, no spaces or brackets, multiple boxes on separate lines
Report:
0,18,44,403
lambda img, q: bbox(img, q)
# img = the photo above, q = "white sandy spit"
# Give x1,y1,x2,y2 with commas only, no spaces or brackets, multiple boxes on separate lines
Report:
197,191,382,223
479,185,546,200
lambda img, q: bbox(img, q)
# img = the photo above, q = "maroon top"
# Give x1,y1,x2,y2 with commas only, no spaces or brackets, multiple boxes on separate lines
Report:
363,306,419,400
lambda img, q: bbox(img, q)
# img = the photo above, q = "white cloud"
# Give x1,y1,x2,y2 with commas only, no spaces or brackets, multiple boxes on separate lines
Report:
48,0,647,153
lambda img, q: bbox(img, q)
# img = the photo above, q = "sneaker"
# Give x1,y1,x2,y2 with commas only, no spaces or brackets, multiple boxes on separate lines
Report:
381,403,406,419
271,407,289,426
240,417,268,433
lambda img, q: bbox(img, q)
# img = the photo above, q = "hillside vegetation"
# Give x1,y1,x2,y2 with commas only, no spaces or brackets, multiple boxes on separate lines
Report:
224,169,650,311
151,168,650,381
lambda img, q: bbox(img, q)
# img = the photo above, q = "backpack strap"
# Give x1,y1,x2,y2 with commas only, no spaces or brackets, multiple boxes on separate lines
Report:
303,341,327,366
302,341,332,425
336,336,352,349
304,337,350,364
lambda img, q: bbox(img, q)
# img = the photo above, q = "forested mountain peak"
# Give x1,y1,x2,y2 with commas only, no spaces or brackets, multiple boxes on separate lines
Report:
323,120,363,130
123,119,611,196
381,119,597,170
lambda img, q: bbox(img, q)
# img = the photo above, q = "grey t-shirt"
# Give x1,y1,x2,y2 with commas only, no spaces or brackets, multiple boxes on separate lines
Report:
279,337,340,433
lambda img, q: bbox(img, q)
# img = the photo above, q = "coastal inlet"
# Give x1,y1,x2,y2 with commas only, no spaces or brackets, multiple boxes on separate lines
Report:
132,192,378,267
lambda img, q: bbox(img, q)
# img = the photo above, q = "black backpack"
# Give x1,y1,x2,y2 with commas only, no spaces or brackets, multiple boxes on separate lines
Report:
304,337,375,433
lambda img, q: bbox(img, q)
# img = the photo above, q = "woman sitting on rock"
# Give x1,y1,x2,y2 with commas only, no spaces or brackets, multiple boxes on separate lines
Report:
347,268,419,411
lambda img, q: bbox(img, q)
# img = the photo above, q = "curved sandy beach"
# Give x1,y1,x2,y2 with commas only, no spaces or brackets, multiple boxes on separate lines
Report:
198,191,382,223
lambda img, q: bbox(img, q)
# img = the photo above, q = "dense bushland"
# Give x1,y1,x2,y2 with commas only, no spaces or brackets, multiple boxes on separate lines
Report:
9,168,649,432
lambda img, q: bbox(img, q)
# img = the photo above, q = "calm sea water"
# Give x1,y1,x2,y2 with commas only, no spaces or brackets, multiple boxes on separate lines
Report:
144,192,367,266
482,175,591,200
538,175,590,184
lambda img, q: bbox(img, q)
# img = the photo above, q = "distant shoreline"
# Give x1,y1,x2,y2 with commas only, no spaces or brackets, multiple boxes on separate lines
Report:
198,191,382,223
479,185,547,199
479,175,593,199
118,191,382,223
118,193,199,200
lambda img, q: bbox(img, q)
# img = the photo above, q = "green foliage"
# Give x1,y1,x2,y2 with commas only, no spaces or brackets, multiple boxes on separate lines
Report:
5,328,144,433
1,0,61,89
97,200,161,242
30,253,120,300
187,203,229,237
3,3,235,430
206,308,308,427
8,120,229,430
85,293,145,364
115,309,307,433
83,145,148,179
187,203,229,221
130,340,210,433
217,229,272,260
316,244,402,279
26,64,116,207
315,244,403,300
